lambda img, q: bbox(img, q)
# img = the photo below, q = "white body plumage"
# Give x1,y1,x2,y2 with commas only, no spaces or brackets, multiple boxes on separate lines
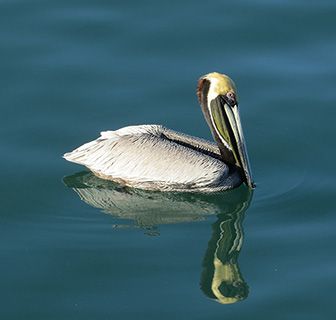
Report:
63,125,241,192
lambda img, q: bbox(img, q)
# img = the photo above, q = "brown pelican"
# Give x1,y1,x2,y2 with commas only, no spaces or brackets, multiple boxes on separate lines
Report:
64,72,253,192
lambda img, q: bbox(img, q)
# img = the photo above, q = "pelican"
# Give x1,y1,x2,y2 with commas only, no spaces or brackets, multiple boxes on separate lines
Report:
63,72,254,192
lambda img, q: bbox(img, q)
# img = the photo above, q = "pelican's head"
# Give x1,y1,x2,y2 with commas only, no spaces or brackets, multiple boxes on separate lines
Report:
197,72,254,188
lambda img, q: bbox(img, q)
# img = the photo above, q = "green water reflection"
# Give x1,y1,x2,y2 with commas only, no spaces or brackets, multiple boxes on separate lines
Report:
64,171,252,304
201,208,249,304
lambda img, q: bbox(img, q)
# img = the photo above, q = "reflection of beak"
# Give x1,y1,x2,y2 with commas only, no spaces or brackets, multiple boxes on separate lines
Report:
211,258,246,304
210,96,254,188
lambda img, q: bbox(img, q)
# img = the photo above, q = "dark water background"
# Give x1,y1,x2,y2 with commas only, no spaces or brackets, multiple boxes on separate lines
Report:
1,0,336,319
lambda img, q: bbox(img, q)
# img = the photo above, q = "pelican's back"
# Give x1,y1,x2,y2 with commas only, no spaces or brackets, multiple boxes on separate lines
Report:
63,125,241,192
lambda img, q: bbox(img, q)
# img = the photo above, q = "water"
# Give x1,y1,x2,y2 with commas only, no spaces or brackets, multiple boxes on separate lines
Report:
1,0,336,318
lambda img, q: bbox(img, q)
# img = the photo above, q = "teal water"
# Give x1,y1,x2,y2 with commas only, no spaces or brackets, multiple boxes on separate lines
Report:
1,0,336,318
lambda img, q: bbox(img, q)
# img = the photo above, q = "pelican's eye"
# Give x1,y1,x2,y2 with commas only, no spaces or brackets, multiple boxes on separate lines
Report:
225,91,237,107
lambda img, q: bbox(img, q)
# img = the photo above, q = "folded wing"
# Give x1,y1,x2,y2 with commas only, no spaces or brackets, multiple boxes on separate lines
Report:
63,125,238,191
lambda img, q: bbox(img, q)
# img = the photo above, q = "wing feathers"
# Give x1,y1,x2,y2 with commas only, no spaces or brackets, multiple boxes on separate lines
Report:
64,125,239,191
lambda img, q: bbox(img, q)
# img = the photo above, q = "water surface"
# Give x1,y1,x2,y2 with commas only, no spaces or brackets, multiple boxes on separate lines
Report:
1,0,336,319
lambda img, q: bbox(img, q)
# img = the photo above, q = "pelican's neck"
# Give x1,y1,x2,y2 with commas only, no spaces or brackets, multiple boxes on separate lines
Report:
198,81,235,166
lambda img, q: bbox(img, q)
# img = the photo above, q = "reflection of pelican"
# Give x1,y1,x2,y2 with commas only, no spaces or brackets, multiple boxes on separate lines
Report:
64,73,253,192
64,172,218,232
64,172,252,303
64,171,251,230
200,208,250,304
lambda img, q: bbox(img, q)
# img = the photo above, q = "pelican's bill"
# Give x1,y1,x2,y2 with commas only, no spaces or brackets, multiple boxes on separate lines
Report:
210,96,254,188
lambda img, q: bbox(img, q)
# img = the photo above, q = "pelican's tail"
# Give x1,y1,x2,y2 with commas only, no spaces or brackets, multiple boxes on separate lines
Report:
63,140,100,165
63,125,158,167
63,130,118,164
